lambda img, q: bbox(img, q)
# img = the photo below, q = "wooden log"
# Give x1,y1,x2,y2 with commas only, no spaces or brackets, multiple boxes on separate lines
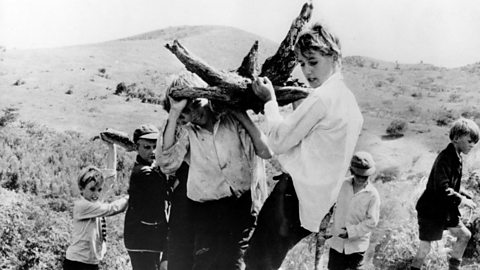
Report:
259,1,313,85
164,2,314,111
165,40,250,90
168,85,310,111
91,128,136,152
314,204,335,270
236,41,259,79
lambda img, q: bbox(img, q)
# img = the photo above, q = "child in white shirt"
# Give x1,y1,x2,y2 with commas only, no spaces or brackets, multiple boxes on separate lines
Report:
327,151,380,270
64,143,128,270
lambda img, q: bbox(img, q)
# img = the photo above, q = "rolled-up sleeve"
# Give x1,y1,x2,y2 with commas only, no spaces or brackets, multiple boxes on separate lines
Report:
157,126,190,175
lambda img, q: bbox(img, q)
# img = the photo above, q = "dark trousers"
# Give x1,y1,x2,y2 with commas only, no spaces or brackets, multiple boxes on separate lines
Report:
168,170,195,270
245,174,311,270
327,248,364,270
191,190,256,270
63,259,99,270
128,251,161,270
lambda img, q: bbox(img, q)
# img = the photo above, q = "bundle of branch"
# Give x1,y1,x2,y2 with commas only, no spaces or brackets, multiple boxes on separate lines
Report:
164,1,313,112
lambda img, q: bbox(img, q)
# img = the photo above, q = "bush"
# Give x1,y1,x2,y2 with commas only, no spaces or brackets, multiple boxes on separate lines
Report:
434,109,457,126
114,82,163,105
386,119,407,137
375,166,401,183
0,107,19,127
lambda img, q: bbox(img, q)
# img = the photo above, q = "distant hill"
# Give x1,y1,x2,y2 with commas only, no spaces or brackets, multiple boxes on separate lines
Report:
0,25,279,136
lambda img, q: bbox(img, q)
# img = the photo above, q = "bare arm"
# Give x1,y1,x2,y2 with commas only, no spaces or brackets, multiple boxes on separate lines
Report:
163,98,187,150
231,110,272,159
101,141,117,181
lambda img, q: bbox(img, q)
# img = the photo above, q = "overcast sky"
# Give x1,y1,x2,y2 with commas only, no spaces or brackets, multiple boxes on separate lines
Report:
1,0,479,67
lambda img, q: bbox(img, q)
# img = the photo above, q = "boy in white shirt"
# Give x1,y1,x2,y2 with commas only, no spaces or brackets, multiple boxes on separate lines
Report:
64,143,128,270
327,151,380,270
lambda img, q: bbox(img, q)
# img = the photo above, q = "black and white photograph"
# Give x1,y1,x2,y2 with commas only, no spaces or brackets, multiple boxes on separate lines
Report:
2,0,480,269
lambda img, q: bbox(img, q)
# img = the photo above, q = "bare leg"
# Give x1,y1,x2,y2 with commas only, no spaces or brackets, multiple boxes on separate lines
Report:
411,241,432,269
447,223,471,260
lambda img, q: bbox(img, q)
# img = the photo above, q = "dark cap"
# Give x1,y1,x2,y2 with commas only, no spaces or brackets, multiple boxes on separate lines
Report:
350,151,376,177
133,124,159,143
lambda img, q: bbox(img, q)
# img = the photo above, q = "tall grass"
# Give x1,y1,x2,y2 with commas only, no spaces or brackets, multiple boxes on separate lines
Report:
2,118,480,269
0,120,135,269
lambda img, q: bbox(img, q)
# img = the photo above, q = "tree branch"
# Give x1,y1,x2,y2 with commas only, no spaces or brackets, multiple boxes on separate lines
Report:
237,41,259,79
259,1,313,85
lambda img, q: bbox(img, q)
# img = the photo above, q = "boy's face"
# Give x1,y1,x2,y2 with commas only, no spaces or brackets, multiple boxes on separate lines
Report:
297,50,334,88
81,181,103,202
179,98,211,126
137,138,157,164
454,134,476,155
352,174,369,185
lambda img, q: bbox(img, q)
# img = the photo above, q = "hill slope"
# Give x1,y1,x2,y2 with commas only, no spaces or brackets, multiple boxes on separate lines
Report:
0,25,278,136
3,24,480,269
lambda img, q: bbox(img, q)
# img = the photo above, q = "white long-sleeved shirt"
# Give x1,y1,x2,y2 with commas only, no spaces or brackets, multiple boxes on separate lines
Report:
263,72,363,232
327,178,380,254
157,114,266,205
65,197,128,264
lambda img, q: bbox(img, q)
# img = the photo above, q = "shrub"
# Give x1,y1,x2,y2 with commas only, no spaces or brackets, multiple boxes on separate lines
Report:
0,107,19,127
375,81,385,88
375,166,401,183
448,93,462,103
114,82,163,105
13,79,26,86
434,109,457,126
386,119,408,137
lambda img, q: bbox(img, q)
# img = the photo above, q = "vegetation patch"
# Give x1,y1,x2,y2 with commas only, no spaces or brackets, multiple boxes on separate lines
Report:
115,82,164,105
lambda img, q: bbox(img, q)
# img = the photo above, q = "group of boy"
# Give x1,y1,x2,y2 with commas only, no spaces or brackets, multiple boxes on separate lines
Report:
63,20,480,270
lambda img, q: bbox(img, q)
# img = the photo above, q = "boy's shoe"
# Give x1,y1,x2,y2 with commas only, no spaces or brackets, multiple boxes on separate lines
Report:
410,267,421,270
448,257,462,270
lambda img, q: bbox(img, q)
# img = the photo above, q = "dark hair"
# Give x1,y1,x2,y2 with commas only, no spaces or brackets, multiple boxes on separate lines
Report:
294,23,342,63
77,165,104,191
449,118,480,143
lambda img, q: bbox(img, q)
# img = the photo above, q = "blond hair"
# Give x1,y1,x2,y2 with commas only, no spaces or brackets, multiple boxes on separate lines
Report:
294,22,342,63
449,118,480,143
77,165,104,191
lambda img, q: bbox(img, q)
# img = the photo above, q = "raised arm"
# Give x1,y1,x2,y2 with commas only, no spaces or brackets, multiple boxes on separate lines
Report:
252,76,325,154
163,97,187,150
230,110,272,159
103,142,117,181
157,97,190,175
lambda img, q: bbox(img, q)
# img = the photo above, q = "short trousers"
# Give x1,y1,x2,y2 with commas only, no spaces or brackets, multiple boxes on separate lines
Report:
418,216,462,241
63,259,99,270
327,248,365,270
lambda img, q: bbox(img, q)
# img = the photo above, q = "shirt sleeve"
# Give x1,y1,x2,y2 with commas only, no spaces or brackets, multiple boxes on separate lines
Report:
346,192,380,239
263,95,327,154
157,125,190,175
102,143,117,180
74,197,128,220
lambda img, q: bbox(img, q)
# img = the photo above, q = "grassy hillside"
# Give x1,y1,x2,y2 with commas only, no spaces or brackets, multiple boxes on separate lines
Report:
3,25,480,269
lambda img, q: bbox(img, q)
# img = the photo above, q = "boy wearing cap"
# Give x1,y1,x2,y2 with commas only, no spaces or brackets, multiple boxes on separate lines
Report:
124,124,169,270
327,151,380,270
412,118,479,270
